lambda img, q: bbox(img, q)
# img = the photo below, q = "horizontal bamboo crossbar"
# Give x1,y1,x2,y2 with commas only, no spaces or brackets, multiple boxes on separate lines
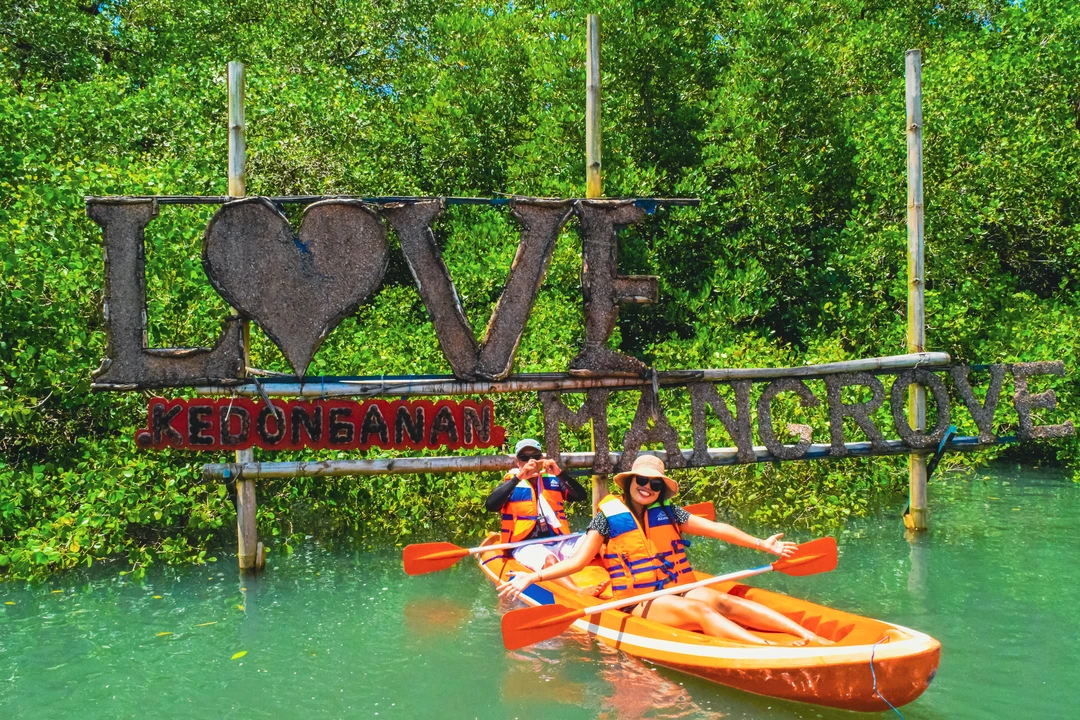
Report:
182,352,951,398
83,195,701,208
202,435,989,480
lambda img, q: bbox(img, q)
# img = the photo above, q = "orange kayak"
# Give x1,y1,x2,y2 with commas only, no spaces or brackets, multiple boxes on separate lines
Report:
478,535,940,712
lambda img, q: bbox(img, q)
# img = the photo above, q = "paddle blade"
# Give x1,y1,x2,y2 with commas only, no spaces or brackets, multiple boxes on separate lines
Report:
683,501,716,522
501,604,583,650
772,537,838,577
403,542,468,576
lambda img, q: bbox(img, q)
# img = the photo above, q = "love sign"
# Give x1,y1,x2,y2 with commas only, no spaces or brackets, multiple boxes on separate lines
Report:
86,196,1075,472
87,196,674,387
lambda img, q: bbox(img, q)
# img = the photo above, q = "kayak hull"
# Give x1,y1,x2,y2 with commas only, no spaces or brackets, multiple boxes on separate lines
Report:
479,537,940,712
655,644,939,711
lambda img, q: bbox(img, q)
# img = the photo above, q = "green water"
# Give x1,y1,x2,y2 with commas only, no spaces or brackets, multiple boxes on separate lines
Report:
2,466,1078,719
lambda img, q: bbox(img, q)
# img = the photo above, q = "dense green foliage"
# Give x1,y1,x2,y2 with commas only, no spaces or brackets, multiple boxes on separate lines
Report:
2,0,1078,579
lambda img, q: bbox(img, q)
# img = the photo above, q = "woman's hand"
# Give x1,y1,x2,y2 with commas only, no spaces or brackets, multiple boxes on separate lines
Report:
497,570,539,602
761,533,798,558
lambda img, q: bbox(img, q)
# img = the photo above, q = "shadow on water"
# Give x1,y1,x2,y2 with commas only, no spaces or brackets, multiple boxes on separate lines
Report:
1,464,1078,719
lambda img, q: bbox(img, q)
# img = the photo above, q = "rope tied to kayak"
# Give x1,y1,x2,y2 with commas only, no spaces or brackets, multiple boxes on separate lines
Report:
870,636,905,719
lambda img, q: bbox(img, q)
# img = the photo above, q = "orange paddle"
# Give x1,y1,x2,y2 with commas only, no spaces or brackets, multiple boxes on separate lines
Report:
501,537,838,650
403,502,717,576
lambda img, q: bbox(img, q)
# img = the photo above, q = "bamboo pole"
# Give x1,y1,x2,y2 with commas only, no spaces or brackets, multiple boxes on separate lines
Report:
228,61,259,569
585,14,607,509
228,62,246,198
586,15,602,199
185,352,952,398
202,435,991,480
905,49,928,531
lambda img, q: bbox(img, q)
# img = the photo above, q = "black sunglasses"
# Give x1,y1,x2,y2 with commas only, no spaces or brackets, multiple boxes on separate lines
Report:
516,451,542,462
633,476,665,492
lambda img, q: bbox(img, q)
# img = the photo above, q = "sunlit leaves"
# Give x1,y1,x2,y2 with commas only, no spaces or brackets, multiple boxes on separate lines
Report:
2,0,1079,579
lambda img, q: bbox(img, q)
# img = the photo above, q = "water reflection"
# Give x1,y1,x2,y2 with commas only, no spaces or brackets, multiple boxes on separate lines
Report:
905,529,929,596
502,652,589,706
595,647,726,720
403,596,472,637
503,626,725,719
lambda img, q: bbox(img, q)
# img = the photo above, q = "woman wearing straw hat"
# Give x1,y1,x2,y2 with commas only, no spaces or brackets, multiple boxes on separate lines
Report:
498,455,830,645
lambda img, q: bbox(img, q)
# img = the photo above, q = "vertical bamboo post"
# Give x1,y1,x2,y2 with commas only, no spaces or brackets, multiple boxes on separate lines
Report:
585,15,607,510
585,15,603,200
228,62,246,197
228,61,260,569
905,49,928,531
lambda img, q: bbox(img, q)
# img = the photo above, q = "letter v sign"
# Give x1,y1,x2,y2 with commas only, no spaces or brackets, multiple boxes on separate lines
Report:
382,198,574,381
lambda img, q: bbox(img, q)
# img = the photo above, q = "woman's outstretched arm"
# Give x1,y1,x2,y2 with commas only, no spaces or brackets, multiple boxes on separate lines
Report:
678,513,797,558
497,530,605,601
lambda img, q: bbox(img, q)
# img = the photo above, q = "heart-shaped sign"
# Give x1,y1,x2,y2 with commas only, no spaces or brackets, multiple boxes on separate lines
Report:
203,198,388,376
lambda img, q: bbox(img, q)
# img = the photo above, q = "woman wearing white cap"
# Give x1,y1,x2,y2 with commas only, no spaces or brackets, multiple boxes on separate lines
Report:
485,438,601,595
498,455,830,645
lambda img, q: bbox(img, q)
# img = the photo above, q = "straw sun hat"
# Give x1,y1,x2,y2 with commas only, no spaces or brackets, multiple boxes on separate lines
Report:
612,455,679,497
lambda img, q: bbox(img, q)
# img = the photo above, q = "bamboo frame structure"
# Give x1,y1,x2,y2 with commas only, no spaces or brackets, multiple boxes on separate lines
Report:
164,48,1005,566
906,50,928,531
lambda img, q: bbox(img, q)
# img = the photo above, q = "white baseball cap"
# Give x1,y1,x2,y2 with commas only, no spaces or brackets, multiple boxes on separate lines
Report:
513,438,542,455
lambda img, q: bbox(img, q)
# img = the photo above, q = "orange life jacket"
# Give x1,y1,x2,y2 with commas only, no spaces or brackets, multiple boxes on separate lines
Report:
645,499,694,586
499,469,571,543
598,495,694,600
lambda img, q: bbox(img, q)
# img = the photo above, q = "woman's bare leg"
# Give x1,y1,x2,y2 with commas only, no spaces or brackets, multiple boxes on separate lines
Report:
684,587,832,645
631,595,771,645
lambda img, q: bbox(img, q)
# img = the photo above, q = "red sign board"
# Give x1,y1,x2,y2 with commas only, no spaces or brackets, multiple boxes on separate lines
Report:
135,397,505,452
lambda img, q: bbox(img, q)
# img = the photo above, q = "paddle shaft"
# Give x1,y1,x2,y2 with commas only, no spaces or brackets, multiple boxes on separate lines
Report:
458,533,584,558
568,540,835,618
407,503,714,573
520,564,775,632
501,537,837,648
451,504,710,558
